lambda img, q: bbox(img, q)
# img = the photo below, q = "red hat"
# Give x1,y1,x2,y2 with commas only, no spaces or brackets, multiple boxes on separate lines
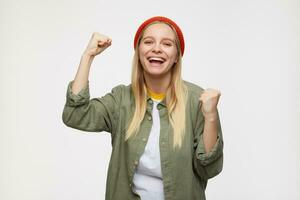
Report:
133,16,185,56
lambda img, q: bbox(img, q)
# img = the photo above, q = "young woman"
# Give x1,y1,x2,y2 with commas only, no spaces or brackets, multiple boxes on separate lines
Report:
62,16,224,200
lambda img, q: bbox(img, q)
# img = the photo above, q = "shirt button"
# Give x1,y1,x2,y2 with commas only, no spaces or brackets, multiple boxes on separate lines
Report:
147,116,152,121
142,138,147,142
129,183,132,187
162,141,165,145
134,160,139,165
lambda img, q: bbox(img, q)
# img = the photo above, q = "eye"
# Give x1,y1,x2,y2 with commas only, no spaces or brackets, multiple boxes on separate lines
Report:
144,40,153,44
163,42,172,46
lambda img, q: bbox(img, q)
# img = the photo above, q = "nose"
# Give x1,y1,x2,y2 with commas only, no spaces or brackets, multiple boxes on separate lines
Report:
152,42,162,53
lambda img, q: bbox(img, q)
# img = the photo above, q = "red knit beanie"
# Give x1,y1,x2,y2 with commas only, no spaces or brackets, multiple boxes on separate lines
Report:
133,16,185,56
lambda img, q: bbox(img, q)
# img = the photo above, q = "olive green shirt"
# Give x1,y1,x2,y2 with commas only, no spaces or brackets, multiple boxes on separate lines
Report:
62,80,224,200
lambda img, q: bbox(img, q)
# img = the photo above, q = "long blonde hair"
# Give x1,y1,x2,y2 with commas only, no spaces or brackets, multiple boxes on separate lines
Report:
125,21,188,149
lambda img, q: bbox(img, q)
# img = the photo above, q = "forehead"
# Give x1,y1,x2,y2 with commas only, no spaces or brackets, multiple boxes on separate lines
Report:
142,23,176,39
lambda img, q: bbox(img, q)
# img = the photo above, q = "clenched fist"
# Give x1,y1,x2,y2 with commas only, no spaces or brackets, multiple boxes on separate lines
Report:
199,88,221,117
84,32,112,57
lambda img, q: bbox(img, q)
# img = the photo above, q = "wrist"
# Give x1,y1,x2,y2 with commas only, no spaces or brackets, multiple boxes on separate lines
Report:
203,111,218,122
81,53,95,66
82,51,95,60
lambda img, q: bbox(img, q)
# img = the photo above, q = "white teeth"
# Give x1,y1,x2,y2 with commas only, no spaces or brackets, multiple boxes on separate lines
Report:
148,57,165,62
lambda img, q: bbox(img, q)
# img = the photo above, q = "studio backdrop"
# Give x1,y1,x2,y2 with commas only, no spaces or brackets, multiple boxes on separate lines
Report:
1,0,299,200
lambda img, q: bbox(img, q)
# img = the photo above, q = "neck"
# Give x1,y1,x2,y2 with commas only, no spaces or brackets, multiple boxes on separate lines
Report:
143,72,171,94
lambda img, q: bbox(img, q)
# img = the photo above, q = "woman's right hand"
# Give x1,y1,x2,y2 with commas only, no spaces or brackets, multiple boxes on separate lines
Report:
83,32,112,57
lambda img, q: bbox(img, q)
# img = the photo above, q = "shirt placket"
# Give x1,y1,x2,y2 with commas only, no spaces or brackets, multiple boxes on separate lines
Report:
128,99,155,193
158,102,173,200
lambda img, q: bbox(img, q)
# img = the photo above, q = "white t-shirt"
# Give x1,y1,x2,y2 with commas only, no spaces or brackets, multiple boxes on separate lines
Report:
132,99,164,200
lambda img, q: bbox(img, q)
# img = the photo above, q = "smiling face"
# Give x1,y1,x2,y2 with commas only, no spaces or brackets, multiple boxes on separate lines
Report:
138,22,179,79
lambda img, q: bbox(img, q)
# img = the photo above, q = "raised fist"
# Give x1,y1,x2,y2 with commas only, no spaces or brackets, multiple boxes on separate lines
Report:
199,88,221,117
84,32,112,57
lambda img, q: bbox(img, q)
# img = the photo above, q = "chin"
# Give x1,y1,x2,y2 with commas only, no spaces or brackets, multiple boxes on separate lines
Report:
144,65,165,74
145,69,169,78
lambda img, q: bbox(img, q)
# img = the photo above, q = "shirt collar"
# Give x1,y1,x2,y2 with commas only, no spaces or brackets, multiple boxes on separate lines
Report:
146,87,167,106
146,94,166,106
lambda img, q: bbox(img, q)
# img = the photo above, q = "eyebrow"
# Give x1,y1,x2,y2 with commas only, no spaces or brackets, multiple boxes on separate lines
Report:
142,36,175,43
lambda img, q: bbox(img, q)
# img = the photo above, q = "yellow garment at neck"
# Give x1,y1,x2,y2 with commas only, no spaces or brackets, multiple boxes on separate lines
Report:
147,87,166,101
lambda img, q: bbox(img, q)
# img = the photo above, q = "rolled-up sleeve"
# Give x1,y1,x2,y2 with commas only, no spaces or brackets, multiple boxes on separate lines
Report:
62,80,123,135
193,102,224,180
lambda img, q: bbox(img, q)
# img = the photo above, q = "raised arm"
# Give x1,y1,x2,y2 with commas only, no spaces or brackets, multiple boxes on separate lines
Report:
72,32,112,94
193,89,224,180
62,33,123,134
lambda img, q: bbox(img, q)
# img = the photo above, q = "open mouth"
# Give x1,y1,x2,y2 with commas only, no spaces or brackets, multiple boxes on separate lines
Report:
147,57,166,66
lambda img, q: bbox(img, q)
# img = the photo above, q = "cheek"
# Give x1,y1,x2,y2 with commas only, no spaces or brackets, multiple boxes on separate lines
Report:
138,48,148,60
165,47,178,58
169,51,178,62
138,48,145,60
138,50,147,68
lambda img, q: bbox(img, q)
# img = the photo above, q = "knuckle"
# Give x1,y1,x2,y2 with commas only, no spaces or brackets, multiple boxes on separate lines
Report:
92,32,98,37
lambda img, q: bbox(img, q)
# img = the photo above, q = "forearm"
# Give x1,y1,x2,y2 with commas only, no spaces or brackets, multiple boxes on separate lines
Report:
71,53,94,95
202,111,218,153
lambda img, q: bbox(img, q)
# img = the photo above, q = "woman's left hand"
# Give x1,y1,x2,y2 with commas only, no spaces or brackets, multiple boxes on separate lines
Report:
199,88,221,117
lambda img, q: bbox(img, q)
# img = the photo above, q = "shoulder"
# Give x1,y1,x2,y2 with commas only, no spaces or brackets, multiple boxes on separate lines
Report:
109,83,133,102
183,80,205,119
110,83,131,93
183,80,205,98
112,81,206,100
112,83,132,95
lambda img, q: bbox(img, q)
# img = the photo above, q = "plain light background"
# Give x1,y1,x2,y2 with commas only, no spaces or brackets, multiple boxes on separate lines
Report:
1,0,299,199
